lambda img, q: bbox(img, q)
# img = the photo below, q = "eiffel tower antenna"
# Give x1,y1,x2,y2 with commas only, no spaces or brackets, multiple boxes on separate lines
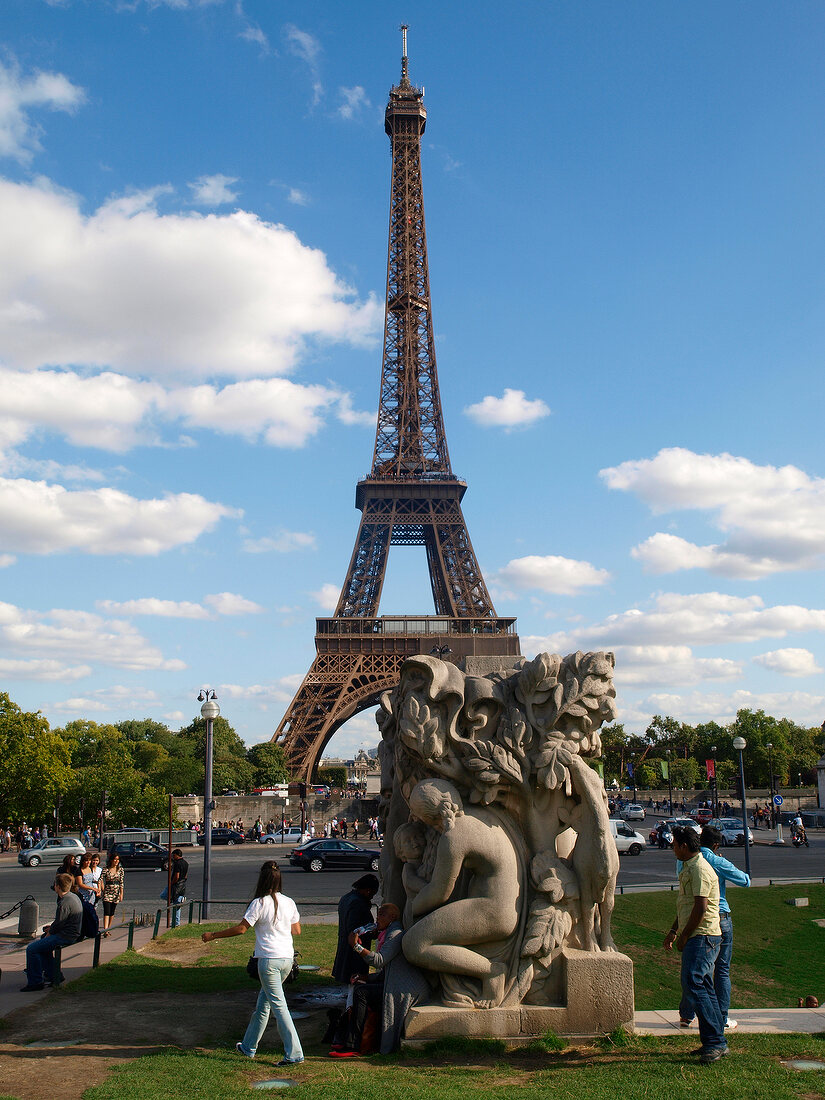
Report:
273,42,520,779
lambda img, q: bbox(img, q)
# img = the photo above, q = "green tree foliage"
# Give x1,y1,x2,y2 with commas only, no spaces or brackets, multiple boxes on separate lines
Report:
246,742,289,787
177,715,254,793
0,694,72,822
316,766,347,789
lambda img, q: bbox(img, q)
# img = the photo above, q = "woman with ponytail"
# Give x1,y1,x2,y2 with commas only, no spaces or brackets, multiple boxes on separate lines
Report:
202,860,303,1064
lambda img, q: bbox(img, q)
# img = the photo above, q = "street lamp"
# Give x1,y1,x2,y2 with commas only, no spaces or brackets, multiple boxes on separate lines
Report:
767,741,784,846
732,736,751,876
630,751,637,802
431,645,451,658
198,689,220,919
710,744,718,818
665,748,673,815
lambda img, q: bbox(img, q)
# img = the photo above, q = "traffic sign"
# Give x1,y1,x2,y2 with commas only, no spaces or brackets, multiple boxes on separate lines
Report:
773,794,784,806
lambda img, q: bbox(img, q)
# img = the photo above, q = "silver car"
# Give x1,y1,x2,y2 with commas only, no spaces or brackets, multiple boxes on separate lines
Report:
708,817,754,847
18,837,85,867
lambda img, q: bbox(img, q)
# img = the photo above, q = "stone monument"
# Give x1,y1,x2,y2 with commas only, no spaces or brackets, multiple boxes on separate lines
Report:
377,651,635,1042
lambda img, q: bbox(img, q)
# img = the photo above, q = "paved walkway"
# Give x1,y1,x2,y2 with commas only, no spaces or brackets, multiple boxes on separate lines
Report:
635,1008,825,1035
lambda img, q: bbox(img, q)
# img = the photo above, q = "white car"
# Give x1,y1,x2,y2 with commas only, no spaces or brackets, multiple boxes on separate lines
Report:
608,819,646,855
622,804,646,821
260,826,304,844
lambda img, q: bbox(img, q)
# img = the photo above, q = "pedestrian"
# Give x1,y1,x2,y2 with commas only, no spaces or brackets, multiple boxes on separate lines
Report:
101,850,125,936
332,874,379,984
21,873,82,991
168,848,188,928
75,853,101,904
677,825,749,1032
663,825,726,1063
201,861,303,1065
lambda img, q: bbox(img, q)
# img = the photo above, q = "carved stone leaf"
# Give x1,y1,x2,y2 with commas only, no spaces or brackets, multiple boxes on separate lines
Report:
492,744,524,784
542,908,573,956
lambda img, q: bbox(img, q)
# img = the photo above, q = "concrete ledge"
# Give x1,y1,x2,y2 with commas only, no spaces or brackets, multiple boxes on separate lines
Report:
404,948,635,1045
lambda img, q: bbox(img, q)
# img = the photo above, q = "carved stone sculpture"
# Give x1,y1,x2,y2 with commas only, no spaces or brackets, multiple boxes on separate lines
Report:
377,652,635,1038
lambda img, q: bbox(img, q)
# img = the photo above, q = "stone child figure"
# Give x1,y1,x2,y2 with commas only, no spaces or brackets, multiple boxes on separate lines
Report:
393,822,429,930
401,778,520,1008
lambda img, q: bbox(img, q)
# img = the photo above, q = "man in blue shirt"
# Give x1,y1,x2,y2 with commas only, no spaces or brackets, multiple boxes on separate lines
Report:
677,825,750,1032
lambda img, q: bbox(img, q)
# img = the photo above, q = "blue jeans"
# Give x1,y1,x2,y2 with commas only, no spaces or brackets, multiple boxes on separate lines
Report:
239,957,303,1061
25,934,70,985
680,913,733,1025
680,934,725,1052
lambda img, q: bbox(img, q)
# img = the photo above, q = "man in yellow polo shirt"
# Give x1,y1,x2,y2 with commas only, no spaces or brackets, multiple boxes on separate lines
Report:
663,825,726,1063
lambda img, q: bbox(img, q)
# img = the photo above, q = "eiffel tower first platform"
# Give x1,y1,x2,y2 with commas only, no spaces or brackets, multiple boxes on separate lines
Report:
273,30,521,779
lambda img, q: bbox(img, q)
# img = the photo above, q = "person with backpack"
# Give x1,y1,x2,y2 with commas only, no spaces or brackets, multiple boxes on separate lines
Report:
21,873,82,991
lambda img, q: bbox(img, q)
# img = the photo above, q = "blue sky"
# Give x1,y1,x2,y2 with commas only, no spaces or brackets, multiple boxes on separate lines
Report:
1,0,824,757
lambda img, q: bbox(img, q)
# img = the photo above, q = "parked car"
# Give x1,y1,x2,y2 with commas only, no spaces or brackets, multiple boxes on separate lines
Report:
18,837,85,867
110,840,169,870
608,820,646,855
622,804,646,821
260,826,304,844
198,828,245,845
289,838,380,873
707,818,754,847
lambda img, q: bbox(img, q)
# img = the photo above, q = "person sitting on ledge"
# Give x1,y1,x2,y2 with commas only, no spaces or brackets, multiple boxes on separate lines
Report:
21,873,82,991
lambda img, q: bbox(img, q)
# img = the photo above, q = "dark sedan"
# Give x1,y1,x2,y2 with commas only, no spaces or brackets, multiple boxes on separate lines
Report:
198,828,246,845
111,841,169,870
289,839,380,873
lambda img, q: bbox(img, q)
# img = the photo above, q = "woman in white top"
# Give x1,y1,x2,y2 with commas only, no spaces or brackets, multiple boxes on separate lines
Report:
202,861,303,1064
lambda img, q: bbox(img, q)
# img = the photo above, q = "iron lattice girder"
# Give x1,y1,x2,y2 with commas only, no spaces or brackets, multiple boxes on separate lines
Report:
372,84,449,477
273,58,520,778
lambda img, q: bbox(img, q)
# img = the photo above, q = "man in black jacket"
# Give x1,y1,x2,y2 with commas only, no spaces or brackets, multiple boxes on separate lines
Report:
21,873,82,991
332,874,378,983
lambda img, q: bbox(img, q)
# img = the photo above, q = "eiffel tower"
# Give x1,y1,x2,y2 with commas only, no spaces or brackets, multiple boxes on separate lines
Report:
274,29,520,779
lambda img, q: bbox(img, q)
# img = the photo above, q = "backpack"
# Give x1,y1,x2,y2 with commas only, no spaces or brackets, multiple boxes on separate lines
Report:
80,897,99,940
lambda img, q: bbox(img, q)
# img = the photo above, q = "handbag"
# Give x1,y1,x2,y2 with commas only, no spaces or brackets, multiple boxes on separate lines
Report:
246,955,260,981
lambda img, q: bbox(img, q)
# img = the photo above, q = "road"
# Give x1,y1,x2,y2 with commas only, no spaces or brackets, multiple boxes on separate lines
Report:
2,822,821,927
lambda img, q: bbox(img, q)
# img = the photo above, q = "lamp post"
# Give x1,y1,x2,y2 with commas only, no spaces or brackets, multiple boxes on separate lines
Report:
431,645,451,659
630,752,637,803
767,741,784,845
710,744,718,818
733,736,751,876
665,748,673,816
198,689,220,920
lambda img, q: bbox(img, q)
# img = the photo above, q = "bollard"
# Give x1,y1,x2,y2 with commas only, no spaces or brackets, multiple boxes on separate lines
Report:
127,920,134,950
53,946,63,987
152,908,162,939
92,933,101,968
17,896,38,938
188,900,194,924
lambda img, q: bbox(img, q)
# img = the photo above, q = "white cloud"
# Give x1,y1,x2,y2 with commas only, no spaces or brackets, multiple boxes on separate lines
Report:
337,86,370,120
0,368,371,455
284,24,323,106
525,592,825,652
602,448,825,578
619,688,825,729
0,57,85,163
0,476,237,555
287,188,309,206
53,683,162,712
189,173,239,206
204,592,264,616
220,676,300,705
464,389,550,430
96,598,211,619
753,648,823,678
0,657,91,681
494,555,610,596
0,601,186,671
611,645,741,687
0,178,380,379
243,530,317,554
239,23,269,51
312,583,340,612
0,554,15,567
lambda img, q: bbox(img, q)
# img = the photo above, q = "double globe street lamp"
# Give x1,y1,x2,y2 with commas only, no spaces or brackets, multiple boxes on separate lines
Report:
732,736,751,876
198,689,220,919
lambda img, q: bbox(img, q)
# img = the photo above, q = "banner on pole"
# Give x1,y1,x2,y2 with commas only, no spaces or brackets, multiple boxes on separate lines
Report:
660,761,669,780
705,759,716,780
627,761,634,778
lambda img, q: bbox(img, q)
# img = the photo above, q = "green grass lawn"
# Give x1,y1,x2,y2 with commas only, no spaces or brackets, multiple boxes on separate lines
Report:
70,883,825,1009
83,1035,825,1100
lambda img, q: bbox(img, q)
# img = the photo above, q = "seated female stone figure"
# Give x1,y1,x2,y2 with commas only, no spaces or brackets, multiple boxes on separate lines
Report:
402,778,520,1008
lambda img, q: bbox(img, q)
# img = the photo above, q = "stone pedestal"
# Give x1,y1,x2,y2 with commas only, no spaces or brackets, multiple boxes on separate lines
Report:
403,949,634,1046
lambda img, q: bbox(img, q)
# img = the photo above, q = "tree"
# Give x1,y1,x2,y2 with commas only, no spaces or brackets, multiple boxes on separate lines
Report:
316,766,347,789
0,694,72,823
247,742,289,787
177,715,254,793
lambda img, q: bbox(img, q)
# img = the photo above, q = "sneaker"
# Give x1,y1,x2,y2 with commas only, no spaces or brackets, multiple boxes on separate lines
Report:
277,1058,304,1066
679,1018,694,1028
725,1019,738,1030
19,983,45,992
235,1042,254,1059
700,1047,729,1064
